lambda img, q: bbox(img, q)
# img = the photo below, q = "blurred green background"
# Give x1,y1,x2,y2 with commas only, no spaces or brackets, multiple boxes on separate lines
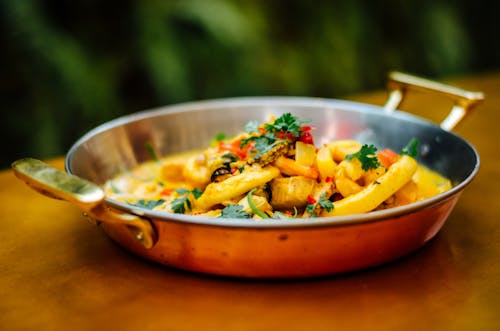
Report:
1,0,499,169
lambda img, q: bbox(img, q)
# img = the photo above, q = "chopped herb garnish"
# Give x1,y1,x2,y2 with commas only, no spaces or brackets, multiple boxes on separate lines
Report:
145,142,159,162
240,113,310,159
214,132,227,142
219,204,252,218
401,138,420,158
305,194,334,217
318,195,334,212
265,113,309,138
170,188,203,214
130,199,165,210
346,144,381,170
244,120,260,133
305,203,316,215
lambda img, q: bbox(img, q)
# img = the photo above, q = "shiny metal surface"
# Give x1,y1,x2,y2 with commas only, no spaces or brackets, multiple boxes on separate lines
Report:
60,95,479,277
7,72,480,277
66,96,478,227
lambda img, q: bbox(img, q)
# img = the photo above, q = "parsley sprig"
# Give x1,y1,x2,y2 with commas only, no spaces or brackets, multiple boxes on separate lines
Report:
345,144,381,171
170,188,203,214
264,113,308,138
240,113,310,158
218,204,252,218
305,194,334,216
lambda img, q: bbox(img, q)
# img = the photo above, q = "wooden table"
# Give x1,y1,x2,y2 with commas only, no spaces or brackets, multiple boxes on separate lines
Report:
1,73,499,331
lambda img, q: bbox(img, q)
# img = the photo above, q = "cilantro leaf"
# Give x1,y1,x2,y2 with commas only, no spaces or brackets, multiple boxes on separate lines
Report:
345,144,381,170
170,196,190,214
305,203,316,215
264,113,309,138
218,204,252,218
318,194,334,212
130,199,165,210
305,194,333,217
401,138,420,158
170,188,204,214
244,120,260,133
191,188,204,199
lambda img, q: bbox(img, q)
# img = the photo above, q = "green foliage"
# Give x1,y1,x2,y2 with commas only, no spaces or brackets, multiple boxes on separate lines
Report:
346,144,381,171
219,204,251,219
1,0,498,168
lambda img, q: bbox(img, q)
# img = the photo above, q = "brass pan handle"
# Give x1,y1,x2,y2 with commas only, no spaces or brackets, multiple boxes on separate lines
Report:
11,158,157,249
384,71,484,131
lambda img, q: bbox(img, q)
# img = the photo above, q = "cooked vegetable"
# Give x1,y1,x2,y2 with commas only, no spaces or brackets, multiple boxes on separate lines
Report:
194,165,280,211
322,155,418,216
105,114,451,219
295,141,316,166
273,156,319,179
269,176,316,210
246,188,271,219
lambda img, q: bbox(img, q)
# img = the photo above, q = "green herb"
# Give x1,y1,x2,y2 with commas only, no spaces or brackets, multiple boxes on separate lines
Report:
130,199,165,210
265,113,309,138
244,120,260,133
305,203,316,215
240,132,281,158
318,194,334,212
214,132,228,142
246,188,269,219
306,194,333,217
219,204,252,218
170,188,203,214
240,113,309,158
401,138,420,158
345,144,381,170
145,142,159,162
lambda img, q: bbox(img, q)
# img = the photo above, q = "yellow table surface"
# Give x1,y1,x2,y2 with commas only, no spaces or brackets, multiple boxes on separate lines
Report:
1,73,499,331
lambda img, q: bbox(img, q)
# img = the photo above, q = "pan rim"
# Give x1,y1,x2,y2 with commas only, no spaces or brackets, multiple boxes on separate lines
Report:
65,96,480,229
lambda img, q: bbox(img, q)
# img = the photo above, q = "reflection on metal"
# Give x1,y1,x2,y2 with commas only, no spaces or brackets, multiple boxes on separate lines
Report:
384,71,484,131
11,158,157,249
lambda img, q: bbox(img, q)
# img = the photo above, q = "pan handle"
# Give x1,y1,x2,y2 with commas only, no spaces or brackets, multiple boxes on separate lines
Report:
383,71,484,131
11,158,157,249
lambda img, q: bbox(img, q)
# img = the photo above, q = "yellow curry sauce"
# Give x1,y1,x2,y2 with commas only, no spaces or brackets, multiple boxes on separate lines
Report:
105,114,451,219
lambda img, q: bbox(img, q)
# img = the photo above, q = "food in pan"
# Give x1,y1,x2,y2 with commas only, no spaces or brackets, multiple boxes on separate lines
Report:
105,113,451,219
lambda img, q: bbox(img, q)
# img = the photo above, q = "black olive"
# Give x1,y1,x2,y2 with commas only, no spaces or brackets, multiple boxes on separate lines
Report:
210,166,232,182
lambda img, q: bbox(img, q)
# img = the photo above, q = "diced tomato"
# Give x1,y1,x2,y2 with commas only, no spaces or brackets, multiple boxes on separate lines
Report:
307,194,317,204
377,148,399,167
325,176,335,183
299,126,315,144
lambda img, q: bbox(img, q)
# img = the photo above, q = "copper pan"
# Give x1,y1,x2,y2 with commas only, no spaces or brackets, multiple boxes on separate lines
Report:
12,72,484,278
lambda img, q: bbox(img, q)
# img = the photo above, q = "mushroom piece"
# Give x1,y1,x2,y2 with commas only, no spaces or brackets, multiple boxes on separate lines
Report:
210,166,233,183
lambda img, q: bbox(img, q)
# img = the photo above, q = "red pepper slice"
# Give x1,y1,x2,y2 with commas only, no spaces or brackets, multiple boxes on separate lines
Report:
307,194,317,204
218,140,247,159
